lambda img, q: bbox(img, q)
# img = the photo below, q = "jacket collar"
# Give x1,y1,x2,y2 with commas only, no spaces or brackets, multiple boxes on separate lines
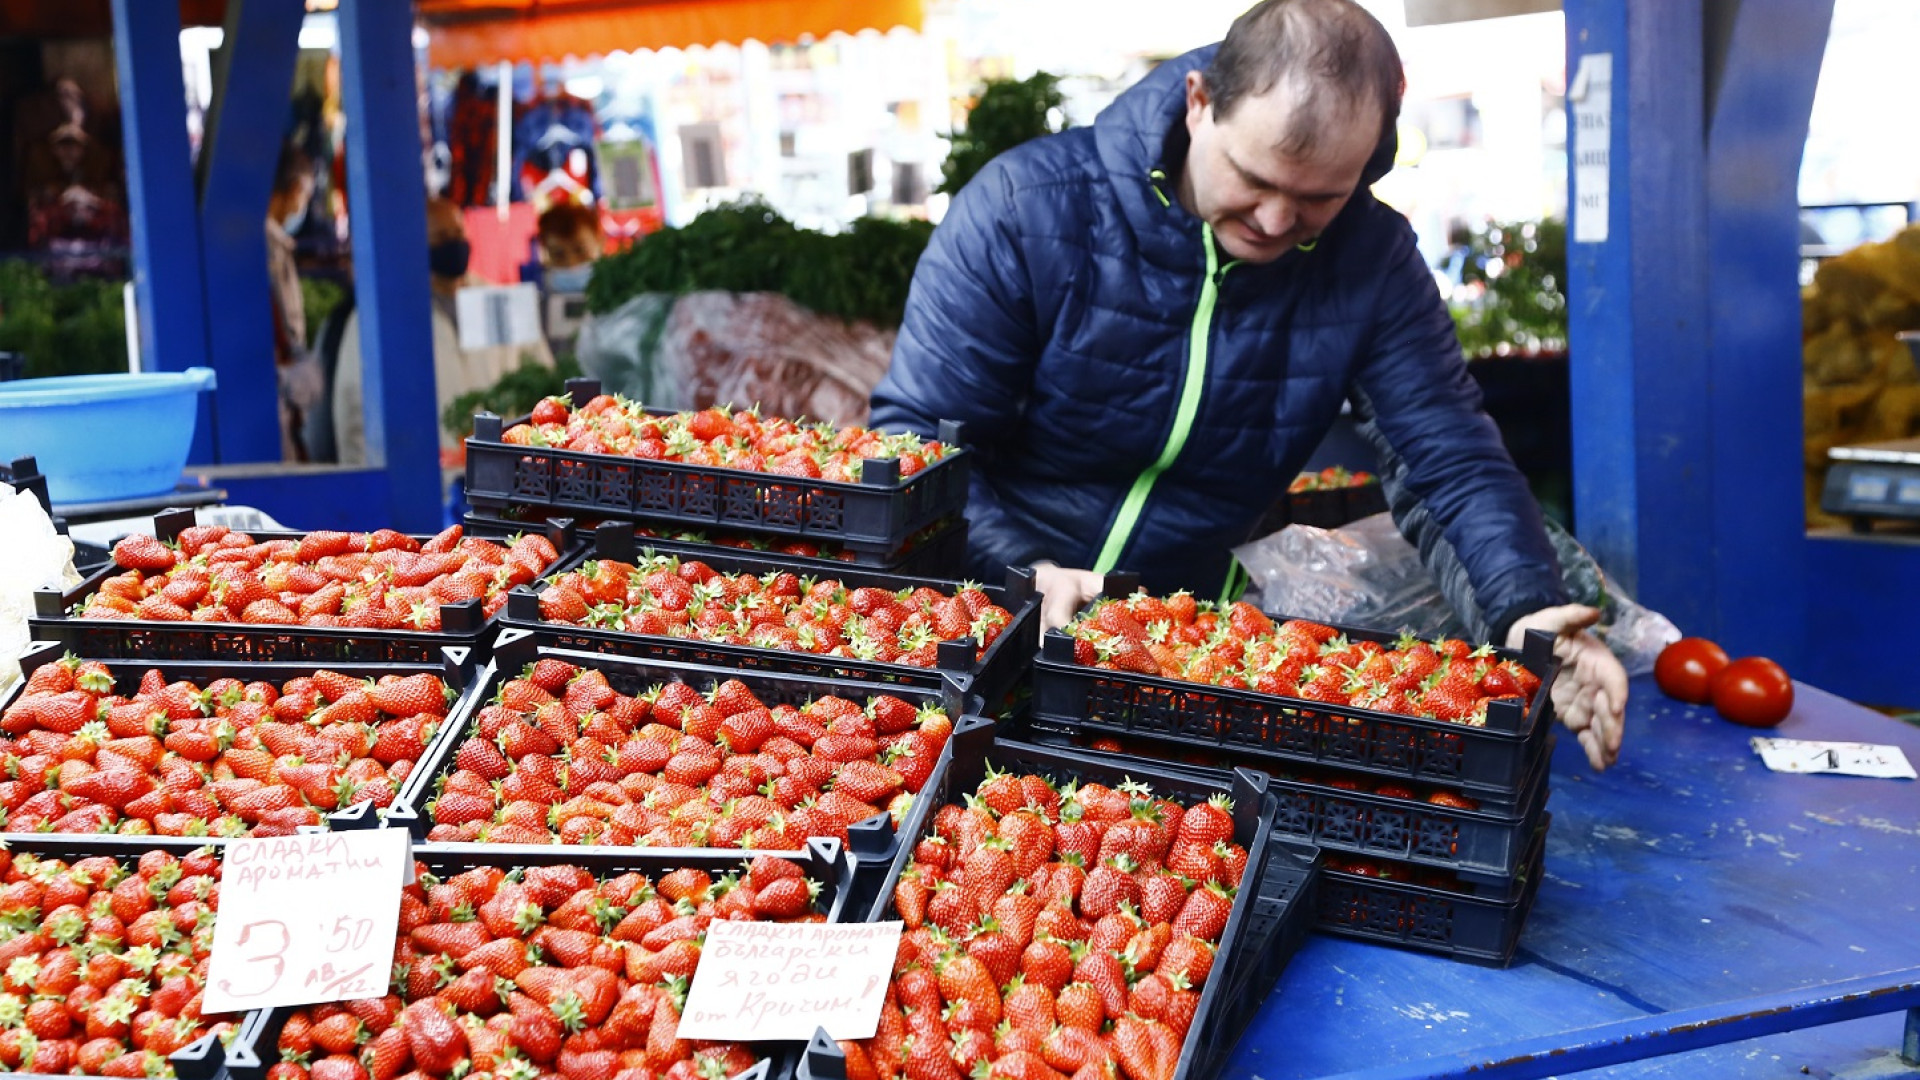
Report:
1093,43,1399,273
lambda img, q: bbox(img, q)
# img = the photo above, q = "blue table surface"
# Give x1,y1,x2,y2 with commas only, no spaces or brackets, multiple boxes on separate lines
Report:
1225,675,1920,1079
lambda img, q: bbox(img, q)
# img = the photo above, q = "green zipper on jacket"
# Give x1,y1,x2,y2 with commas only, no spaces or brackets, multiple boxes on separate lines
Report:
1091,221,1236,575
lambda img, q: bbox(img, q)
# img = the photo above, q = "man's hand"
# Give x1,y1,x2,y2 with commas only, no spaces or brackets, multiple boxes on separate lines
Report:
1507,605,1627,771
1033,562,1106,632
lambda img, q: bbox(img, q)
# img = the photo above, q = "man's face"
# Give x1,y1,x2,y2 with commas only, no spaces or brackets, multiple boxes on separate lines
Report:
426,200,467,248
1181,72,1380,263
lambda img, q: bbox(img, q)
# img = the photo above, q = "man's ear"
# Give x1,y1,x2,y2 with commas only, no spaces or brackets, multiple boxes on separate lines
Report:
1185,71,1212,130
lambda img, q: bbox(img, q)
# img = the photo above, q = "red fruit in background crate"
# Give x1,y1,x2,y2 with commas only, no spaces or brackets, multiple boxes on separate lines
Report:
112,535,176,572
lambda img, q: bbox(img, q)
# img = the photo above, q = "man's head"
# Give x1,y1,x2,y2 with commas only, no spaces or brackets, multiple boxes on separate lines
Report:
269,144,316,229
426,197,471,291
1179,0,1403,263
536,202,603,270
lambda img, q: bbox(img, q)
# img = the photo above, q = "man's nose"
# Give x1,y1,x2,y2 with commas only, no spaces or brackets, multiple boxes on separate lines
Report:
1253,196,1297,240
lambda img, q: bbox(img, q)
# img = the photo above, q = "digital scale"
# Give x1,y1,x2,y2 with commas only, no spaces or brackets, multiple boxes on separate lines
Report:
1821,331,1920,532
1822,438,1920,531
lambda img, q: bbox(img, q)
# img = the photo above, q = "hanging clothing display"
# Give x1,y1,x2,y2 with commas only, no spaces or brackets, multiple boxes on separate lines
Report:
446,71,500,208
512,93,600,208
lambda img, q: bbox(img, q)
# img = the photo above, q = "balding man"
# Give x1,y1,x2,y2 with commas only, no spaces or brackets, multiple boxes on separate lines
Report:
872,0,1627,768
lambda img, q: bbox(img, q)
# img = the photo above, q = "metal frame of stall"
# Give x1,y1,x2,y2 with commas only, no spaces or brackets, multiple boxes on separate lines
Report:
112,0,441,534
1560,0,1920,708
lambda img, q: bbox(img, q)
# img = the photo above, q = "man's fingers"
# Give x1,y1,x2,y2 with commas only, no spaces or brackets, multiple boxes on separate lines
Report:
1041,593,1078,633
1578,727,1609,771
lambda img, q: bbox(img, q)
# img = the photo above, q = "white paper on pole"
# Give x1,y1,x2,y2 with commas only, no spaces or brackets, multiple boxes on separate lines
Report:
455,283,544,350
676,921,903,1042
202,830,411,1013
1751,737,1917,779
1569,52,1613,243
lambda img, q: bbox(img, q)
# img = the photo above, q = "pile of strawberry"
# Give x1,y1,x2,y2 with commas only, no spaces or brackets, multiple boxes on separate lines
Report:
846,768,1248,1080
1321,855,1472,892
266,855,821,1080
78,524,557,630
0,846,241,1076
1067,595,1541,726
1287,466,1377,493
426,656,951,848
631,517,954,564
503,394,953,482
0,657,451,836
535,556,1013,668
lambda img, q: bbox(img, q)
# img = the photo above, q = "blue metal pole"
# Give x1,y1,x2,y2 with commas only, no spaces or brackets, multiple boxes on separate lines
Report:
110,0,216,463
1700,0,1831,667
1561,0,1713,629
1316,967,1920,1080
195,0,306,464
336,0,442,533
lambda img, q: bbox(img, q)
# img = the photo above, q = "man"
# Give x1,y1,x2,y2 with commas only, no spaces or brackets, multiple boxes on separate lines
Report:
266,144,320,461
332,197,554,468
871,0,1625,768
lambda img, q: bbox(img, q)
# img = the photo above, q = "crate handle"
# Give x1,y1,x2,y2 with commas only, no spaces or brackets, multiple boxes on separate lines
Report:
494,627,539,670
1520,627,1554,674
1484,695,1528,733
936,636,977,673
802,1028,847,1080
563,376,602,402
440,597,484,635
945,714,999,795
322,799,384,832
505,587,542,624
595,520,637,562
1003,564,1037,606
170,1030,226,1080
846,813,895,859
16,641,62,680
1228,767,1271,847
441,645,475,687
1040,629,1077,663
473,412,504,441
32,589,66,617
542,517,577,552
1100,570,1141,599
860,455,900,487
154,506,197,542
804,835,847,885
937,419,965,445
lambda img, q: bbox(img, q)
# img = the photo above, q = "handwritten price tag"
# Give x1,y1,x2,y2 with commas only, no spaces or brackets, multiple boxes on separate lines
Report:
203,830,411,1013
676,921,902,1042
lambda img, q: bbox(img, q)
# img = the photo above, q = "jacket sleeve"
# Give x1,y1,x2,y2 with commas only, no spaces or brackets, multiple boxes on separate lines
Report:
871,159,1048,578
1348,223,1568,646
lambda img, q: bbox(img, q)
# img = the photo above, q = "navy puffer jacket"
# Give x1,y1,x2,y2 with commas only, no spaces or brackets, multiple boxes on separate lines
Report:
872,46,1566,644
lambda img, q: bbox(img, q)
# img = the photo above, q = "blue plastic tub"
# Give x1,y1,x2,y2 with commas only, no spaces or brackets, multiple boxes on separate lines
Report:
0,368,216,503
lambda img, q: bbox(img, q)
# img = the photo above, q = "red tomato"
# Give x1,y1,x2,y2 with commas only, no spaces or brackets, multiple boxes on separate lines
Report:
1654,637,1731,704
1711,657,1794,727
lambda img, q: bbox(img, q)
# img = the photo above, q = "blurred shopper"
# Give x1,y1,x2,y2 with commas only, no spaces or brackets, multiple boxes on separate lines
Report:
332,197,553,468
267,144,323,460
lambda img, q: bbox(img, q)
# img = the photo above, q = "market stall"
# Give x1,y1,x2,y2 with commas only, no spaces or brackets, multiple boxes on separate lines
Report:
0,1,1916,1079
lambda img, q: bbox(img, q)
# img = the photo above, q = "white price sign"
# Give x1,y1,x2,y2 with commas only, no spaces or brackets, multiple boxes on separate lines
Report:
203,830,411,1013
677,921,901,1042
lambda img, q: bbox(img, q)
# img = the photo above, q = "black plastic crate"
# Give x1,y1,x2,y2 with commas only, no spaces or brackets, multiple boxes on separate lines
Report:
0,834,252,1079
3,641,482,836
1196,839,1322,1077
1033,606,1561,810
396,630,978,911
29,508,579,665
1314,813,1549,966
222,837,852,1080
504,544,1040,715
1009,718,1551,886
1252,479,1389,536
824,723,1278,1080
468,507,969,578
2,454,51,518
463,376,971,551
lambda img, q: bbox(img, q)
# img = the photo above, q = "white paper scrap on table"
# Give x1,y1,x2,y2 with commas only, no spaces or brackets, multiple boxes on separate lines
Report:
1569,52,1613,243
203,829,411,1013
677,920,903,1042
455,283,543,349
1751,737,1917,779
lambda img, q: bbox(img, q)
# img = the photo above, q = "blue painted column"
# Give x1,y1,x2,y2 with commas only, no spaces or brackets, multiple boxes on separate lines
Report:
1701,0,1831,666
195,0,306,463
110,0,215,462
1561,0,1713,632
336,0,442,532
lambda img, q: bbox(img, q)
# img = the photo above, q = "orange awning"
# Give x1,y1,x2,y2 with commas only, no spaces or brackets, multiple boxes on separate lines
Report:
419,0,925,67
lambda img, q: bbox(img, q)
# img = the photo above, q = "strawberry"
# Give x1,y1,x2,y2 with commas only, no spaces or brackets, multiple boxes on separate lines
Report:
112,535,176,572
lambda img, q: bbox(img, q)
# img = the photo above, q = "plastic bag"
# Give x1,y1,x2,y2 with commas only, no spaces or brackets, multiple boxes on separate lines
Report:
0,485,83,693
1235,513,1680,675
575,292,678,407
